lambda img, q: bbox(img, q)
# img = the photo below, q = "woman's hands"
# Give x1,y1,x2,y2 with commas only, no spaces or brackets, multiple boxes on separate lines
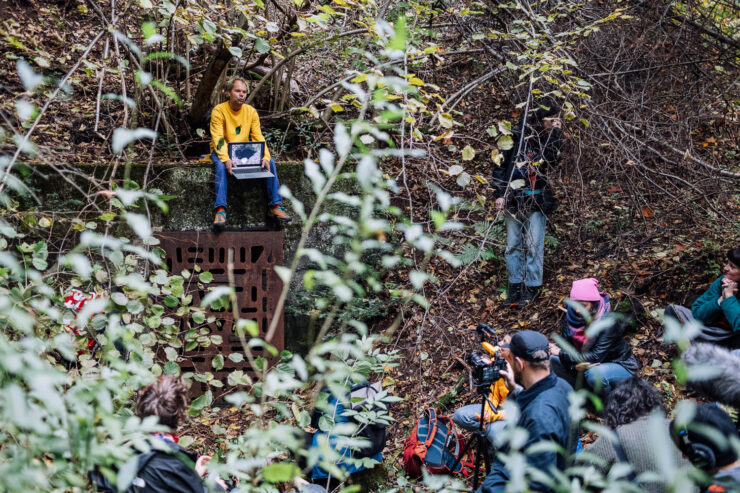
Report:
721,277,738,302
575,362,600,372
196,455,229,490
195,456,211,477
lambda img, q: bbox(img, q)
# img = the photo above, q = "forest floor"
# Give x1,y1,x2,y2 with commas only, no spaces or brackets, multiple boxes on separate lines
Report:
3,2,738,490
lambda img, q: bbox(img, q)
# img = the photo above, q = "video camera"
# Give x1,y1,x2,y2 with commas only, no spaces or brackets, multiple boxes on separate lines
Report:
468,323,508,394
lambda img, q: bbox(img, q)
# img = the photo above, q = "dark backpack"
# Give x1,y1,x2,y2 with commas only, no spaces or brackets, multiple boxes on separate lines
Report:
403,408,473,477
308,382,388,480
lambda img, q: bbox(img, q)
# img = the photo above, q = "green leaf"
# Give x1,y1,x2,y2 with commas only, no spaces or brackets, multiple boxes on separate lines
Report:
438,113,454,129
457,172,471,187
228,353,244,363
262,463,300,483
229,46,243,58
111,292,128,306
254,38,270,54
164,295,178,308
163,361,180,375
461,145,475,161
125,213,152,239
178,436,194,448
431,210,446,230
165,347,178,362
236,319,258,338
32,257,47,270
127,299,144,314
189,390,213,414
497,135,514,150
112,127,157,154
192,311,205,324
318,414,334,431
389,15,406,51
213,354,224,370
198,271,213,283
17,59,43,91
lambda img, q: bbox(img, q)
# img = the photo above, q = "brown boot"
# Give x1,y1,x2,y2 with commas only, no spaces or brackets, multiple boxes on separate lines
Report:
268,205,292,223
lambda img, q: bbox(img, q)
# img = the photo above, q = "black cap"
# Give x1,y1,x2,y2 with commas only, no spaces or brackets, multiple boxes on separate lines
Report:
503,330,549,362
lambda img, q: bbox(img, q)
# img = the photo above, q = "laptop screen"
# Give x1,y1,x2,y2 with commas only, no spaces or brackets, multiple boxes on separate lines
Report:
228,142,265,167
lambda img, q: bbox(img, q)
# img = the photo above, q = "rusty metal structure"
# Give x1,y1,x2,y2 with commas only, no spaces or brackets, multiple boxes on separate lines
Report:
155,231,284,395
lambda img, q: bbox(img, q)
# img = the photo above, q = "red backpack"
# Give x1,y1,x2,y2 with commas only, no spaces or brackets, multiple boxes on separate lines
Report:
403,408,474,477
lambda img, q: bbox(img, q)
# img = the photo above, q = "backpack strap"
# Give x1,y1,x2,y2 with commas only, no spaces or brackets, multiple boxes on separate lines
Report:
424,409,437,448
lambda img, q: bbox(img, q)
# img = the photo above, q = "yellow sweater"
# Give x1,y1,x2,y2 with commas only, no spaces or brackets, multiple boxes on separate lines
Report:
209,102,271,163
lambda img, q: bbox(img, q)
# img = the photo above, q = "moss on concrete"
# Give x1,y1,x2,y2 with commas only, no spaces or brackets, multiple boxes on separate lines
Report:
19,162,359,353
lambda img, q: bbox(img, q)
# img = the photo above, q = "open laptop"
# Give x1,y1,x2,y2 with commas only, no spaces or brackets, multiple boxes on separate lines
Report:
228,141,274,180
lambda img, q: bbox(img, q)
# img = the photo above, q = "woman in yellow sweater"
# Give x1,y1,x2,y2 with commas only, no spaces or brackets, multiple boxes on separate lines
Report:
209,78,291,224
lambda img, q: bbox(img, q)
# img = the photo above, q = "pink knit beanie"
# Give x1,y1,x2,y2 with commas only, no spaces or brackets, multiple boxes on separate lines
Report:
570,278,602,302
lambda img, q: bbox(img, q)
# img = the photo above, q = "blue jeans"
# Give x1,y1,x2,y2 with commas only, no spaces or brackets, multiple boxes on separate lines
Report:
550,355,631,395
212,151,282,209
453,404,508,454
505,211,546,287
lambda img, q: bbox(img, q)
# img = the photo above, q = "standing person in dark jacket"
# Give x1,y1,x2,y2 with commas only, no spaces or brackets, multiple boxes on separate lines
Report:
479,331,576,493
131,376,229,492
493,100,563,308
549,278,638,396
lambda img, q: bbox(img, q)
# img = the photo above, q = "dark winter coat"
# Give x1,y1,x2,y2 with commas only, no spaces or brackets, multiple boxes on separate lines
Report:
479,372,576,493
131,441,211,493
558,313,639,374
491,121,563,215
91,440,224,493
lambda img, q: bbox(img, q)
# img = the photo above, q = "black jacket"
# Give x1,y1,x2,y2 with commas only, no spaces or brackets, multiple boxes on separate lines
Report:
480,372,576,493
91,441,224,493
131,442,209,493
492,121,563,215
558,314,639,374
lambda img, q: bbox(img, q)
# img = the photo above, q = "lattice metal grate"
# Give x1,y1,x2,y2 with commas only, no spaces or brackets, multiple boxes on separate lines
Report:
155,231,284,396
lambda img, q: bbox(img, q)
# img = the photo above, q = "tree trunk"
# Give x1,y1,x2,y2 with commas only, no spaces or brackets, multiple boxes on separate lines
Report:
188,42,232,129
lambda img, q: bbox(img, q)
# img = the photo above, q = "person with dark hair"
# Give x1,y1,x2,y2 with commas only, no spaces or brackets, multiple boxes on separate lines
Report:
671,403,740,492
666,247,740,349
210,77,291,226
549,278,638,395
131,376,229,492
479,331,576,493
493,99,563,308
579,378,690,493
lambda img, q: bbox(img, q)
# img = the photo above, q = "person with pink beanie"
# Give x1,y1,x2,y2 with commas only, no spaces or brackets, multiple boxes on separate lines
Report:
549,278,638,396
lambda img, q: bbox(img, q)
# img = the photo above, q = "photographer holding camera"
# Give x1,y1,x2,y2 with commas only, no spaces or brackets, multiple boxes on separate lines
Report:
478,330,576,493
453,327,511,457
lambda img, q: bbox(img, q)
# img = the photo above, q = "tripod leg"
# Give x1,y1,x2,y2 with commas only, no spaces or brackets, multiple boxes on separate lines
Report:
472,434,484,490
448,434,476,475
